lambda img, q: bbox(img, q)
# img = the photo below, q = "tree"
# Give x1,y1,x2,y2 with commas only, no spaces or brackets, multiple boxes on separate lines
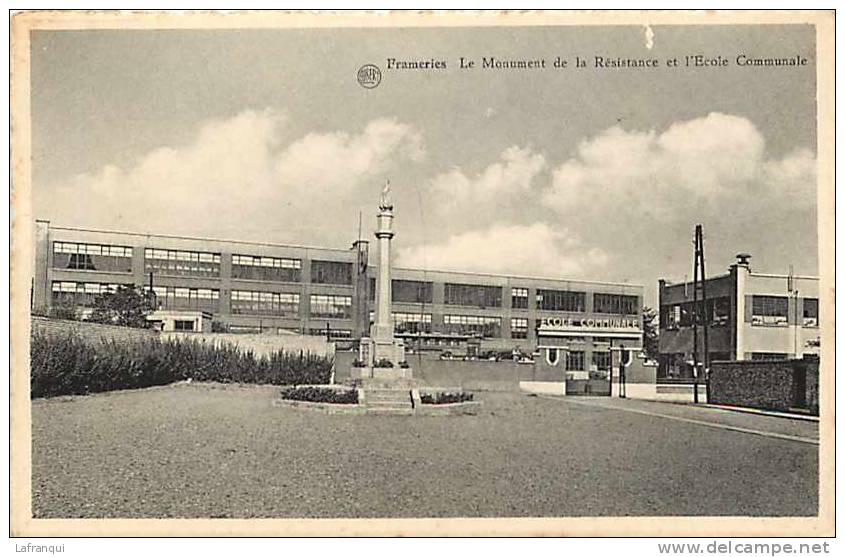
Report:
88,285,152,328
642,306,659,361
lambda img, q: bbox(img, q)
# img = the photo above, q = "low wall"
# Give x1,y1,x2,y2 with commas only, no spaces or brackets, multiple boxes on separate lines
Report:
31,316,157,345
652,383,708,403
415,358,526,391
709,358,818,414
161,332,334,358
520,381,566,395
334,352,545,391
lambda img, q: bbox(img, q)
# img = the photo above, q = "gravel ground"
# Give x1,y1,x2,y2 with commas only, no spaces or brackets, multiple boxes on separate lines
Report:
31,383,818,518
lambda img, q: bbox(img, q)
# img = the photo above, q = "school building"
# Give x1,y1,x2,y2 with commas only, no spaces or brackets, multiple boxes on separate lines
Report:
658,253,820,381
32,220,644,378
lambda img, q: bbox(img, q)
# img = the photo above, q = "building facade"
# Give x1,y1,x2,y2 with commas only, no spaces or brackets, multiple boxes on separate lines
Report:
658,254,820,381
33,221,644,370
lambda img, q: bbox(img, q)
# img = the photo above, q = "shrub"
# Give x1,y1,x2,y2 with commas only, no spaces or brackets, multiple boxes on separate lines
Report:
398,361,410,369
279,386,358,404
351,358,366,368
30,329,334,398
374,358,394,368
420,391,474,405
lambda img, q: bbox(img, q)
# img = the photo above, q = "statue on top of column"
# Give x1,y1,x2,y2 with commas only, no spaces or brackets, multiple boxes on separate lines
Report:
379,179,393,211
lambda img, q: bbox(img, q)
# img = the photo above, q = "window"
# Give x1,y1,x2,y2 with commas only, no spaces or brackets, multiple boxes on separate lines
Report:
392,312,432,334
51,281,126,307
444,283,502,308
144,248,220,277
566,350,585,371
660,353,687,379
308,328,352,339
231,254,301,282
309,294,352,318
592,351,612,372
710,297,731,327
392,280,433,304
751,295,788,326
229,325,262,334
310,260,352,285
663,301,723,329
146,286,219,311
53,242,133,273
536,289,585,312
230,290,300,316
174,320,195,332
594,293,638,315
803,298,819,327
661,305,683,329
510,317,528,339
443,315,502,338
511,287,529,309
751,352,789,361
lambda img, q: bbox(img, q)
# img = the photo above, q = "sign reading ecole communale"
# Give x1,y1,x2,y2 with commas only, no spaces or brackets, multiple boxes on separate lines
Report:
538,316,642,336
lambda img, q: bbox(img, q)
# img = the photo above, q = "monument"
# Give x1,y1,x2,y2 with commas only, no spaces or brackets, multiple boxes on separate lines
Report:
353,180,411,380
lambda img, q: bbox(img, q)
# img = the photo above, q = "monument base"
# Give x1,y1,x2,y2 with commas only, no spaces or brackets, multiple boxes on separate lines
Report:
358,336,408,369
349,366,414,381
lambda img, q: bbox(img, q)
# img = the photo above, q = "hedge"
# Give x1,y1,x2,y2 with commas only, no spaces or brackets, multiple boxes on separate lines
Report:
279,386,358,404
30,329,333,398
420,391,474,405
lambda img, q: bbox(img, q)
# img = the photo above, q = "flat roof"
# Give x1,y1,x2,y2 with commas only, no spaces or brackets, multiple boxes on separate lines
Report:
392,266,643,289
45,223,354,255
661,269,819,286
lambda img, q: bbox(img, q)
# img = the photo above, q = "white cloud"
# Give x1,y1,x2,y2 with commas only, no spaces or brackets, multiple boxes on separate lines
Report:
544,112,813,218
539,112,817,289
397,223,609,279
423,146,546,234
431,146,545,203
275,118,424,195
544,113,780,218
36,109,424,243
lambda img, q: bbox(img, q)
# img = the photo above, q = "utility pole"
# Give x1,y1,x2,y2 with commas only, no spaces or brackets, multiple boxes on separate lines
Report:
697,225,709,403
692,228,700,404
691,224,709,404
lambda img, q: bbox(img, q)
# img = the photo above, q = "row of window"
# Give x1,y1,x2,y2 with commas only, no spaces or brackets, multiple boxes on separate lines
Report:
662,296,819,329
51,244,641,314
662,297,731,329
751,295,819,327
54,242,133,257
53,242,350,284
48,282,638,340
231,254,301,269
145,248,221,277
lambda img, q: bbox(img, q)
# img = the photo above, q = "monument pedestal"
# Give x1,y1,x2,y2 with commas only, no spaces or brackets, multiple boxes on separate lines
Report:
350,336,412,380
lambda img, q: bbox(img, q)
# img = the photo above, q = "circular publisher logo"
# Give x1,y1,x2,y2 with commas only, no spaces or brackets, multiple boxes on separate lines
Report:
357,64,382,89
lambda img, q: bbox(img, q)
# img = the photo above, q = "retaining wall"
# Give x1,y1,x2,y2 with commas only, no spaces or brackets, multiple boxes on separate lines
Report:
162,332,334,358
31,316,158,344
32,317,334,359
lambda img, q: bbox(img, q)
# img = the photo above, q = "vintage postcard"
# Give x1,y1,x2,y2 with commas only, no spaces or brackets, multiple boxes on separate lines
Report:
9,10,835,537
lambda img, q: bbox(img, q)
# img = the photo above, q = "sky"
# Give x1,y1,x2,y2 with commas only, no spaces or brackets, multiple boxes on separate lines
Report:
30,24,818,307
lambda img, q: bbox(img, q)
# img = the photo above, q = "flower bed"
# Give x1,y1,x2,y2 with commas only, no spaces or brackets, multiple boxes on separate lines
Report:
420,391,474,405
279,386,358,404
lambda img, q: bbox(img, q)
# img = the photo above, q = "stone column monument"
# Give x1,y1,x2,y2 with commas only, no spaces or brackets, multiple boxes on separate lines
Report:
355,180,410,379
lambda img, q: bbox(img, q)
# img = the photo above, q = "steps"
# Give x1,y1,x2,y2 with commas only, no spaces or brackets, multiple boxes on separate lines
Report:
363,387,414,416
